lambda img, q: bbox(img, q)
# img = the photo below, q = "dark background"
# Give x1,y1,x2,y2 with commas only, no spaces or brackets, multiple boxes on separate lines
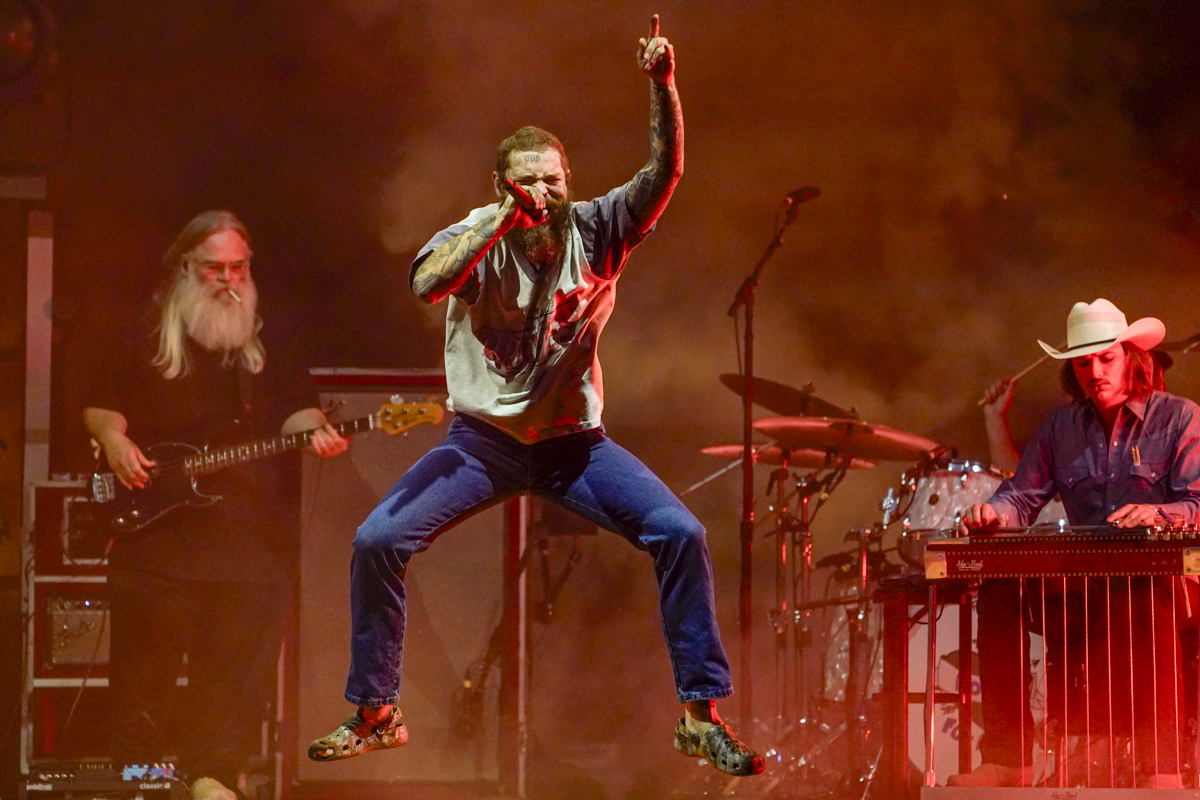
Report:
5,0,1200,797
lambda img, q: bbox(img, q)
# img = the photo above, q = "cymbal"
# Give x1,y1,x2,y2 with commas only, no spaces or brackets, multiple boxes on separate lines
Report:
701,443,876,470
752,416,939,462
719,374,856,420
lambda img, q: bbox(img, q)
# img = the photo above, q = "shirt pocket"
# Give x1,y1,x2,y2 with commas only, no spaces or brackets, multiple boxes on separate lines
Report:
1053,461,1092,493
1129,462,1168,486
1125,461,1169,507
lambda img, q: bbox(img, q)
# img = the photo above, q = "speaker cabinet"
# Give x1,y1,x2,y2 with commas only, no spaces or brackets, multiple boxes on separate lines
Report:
288,371,519,796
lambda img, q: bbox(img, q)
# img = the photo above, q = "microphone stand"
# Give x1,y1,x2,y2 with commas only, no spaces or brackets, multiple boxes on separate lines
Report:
726,198,810,727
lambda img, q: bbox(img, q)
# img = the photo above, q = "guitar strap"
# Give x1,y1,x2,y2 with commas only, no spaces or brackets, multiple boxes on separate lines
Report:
236,364,254,425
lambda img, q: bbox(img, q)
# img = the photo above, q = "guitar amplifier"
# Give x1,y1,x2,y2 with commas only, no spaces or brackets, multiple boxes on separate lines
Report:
44,596,109,668
31,481,106,575
60,494,110,566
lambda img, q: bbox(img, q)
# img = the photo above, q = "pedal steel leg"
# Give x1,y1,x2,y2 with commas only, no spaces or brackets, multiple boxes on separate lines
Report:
958,591,972,775
925,581,938,787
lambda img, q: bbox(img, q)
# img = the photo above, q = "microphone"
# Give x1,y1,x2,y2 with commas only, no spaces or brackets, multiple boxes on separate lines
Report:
501,175,548,224
787,186,821,204
502,175,535,208
781,185,821,224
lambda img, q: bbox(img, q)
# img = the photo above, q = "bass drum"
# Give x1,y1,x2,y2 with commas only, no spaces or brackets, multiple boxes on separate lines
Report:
821,569,883,704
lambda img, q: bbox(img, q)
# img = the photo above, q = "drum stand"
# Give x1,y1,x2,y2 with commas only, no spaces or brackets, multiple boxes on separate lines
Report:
763,456,808,741
762,453,860,794
842,525,885,795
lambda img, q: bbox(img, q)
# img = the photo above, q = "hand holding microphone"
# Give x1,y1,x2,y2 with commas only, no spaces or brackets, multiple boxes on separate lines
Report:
501,176,549,228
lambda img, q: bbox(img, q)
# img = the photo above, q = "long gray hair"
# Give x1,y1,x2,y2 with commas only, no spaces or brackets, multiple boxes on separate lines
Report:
152,210,265,378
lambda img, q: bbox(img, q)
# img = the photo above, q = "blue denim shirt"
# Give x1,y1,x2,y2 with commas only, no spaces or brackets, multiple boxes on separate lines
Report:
988,391,1200,527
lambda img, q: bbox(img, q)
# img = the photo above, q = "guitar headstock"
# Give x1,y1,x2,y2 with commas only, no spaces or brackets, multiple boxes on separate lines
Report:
376,401,445,436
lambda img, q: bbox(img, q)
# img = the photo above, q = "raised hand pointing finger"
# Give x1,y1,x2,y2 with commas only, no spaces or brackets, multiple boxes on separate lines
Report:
637,13,674,82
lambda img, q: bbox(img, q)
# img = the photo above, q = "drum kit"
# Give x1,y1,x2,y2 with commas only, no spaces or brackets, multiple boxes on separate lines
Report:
685,373,1062,798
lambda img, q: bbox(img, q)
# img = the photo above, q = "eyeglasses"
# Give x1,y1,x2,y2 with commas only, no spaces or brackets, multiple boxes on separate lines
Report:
190,259,250,280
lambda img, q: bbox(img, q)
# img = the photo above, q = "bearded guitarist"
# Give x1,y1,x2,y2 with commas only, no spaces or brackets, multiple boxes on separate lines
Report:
81,210,348,800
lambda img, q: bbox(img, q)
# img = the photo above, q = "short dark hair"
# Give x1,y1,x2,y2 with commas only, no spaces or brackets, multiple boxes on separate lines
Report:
495,125,570,179
1060,342,1156,403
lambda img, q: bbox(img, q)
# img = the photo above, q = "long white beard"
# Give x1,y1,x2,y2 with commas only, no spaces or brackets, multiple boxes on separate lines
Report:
179,274,259,352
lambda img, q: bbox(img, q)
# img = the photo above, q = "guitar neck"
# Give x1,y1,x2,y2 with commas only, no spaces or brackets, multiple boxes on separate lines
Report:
171,415,375,477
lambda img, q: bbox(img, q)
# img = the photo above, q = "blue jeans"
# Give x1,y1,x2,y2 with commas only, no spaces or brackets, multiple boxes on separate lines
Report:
345,413,733,706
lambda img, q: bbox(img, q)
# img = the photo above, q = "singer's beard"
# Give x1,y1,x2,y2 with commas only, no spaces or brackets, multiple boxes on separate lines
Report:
507,197,573,269
179,273,260,353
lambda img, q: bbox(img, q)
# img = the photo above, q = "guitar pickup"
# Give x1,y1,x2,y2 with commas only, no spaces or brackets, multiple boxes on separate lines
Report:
92,472,115,504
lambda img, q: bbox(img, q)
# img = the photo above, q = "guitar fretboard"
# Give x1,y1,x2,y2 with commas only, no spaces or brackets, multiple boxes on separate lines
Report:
158,415,377,478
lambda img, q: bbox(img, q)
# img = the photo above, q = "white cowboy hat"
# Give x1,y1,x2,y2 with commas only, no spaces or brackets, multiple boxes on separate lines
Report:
1038,298,1165,359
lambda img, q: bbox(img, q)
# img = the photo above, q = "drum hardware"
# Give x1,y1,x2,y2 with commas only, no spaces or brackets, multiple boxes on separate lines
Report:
717,443,871,796
701,369,954,794
880,487,899,528
695,407,934,795
680,439,871,500
842,526,886,789
762,524,895,800
763,451,855,742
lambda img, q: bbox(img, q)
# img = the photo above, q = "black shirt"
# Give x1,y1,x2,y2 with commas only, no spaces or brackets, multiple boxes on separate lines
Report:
82,318,317,583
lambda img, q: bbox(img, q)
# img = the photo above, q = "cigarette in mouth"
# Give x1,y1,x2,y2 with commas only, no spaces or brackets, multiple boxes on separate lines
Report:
225,288,242,303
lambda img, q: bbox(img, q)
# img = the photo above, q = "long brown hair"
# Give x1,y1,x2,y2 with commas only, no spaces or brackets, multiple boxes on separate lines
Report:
1059,343,1156,403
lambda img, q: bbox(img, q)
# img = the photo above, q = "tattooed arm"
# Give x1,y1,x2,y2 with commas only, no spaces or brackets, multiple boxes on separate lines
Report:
411,192,544,304
626,14,683,235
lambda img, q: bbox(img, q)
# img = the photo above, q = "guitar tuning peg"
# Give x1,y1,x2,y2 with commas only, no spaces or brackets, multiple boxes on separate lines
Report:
390,394,405,404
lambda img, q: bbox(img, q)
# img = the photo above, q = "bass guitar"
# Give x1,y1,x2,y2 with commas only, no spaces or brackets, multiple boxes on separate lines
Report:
91,400,444,533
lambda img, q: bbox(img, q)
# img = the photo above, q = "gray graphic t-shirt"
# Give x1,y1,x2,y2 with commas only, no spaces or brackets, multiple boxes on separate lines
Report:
412,185,649,444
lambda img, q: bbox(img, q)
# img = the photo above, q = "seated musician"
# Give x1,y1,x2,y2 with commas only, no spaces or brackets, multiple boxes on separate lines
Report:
981,349,1173,474
955,298,1200,789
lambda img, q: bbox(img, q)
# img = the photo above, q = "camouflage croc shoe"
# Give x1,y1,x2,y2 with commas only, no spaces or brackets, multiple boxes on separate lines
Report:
673,719,765,777
308,707,409,761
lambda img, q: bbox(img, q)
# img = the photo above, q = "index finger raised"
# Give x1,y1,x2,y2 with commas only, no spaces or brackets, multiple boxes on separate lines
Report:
649,13,660,39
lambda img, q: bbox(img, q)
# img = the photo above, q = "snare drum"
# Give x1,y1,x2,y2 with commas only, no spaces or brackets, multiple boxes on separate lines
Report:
896,461,1069,565
898,460,1003,566
906,460,1004,529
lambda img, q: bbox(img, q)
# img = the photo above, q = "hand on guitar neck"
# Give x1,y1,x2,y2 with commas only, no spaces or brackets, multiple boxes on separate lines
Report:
283,407,350,460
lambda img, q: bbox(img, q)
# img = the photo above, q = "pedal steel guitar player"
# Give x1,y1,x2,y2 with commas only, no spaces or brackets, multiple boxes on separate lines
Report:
956,298,1200,789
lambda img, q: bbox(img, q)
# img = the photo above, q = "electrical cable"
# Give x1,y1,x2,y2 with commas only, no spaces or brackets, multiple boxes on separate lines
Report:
57,597,108,746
